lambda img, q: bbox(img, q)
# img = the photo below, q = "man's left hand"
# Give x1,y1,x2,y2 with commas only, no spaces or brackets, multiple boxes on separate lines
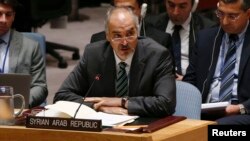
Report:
84,97,122,110
225,104,240,116
98,106,128,115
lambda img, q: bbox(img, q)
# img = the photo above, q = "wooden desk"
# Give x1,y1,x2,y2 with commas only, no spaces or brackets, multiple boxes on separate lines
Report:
0,119,215,141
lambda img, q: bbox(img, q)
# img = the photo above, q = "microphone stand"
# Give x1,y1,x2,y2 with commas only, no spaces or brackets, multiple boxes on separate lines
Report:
73,74,101,118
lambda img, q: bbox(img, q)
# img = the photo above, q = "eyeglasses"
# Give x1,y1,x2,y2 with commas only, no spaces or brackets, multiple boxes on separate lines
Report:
111,35,137,43
215,10,241,21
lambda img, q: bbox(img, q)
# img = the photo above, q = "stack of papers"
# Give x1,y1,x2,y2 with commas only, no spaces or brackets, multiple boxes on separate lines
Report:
201,102,229,113
36,101,139,126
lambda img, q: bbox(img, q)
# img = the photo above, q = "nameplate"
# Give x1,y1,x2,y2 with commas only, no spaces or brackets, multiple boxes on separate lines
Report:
26,116,102,132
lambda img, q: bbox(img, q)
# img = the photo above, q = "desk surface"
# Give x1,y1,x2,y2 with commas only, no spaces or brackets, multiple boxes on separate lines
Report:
0,119,215,141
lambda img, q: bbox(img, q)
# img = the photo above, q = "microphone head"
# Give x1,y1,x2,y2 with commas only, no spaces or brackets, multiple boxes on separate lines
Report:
140,3,147,18
95,74,101,80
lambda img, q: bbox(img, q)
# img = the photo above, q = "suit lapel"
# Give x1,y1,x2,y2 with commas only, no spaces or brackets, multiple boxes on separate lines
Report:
101,45,116,96
189,15,202,59
189,19,195,59
129,42,145,96
204,29,224,94
8,30,22,73
156,13,169,31
238,25,250,82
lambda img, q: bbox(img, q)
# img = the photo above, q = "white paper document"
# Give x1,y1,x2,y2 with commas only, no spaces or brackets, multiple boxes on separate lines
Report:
36,101,139,126
201,102,229,112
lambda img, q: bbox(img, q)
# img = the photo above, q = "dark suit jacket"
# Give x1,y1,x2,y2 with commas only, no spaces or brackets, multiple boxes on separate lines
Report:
183,26,250,114
90,24,172,51
54,37,176,117
146,12,216,60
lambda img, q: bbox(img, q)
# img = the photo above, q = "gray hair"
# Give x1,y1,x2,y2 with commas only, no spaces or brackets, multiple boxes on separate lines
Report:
111,0,147,8
220,0,250,11
104,6,139,36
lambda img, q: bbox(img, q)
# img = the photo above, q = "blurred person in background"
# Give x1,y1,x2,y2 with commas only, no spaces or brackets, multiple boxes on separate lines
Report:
147,0,216,80
0,0,47,108
184,0,250,124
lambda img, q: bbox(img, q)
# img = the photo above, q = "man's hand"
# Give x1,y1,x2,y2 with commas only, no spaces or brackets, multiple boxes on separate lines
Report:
99,106,128,115
84,97,122,110
175,73,183,81
225,104,240,116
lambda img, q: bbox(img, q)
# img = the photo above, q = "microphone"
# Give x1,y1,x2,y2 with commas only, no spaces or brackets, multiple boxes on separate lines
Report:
73,74,101,118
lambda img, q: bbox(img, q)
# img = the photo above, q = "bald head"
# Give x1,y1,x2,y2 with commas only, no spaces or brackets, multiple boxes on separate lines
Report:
111,8,130,24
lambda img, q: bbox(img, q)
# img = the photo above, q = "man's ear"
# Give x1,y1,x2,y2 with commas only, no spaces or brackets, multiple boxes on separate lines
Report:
106,32,110,42
246,8,250,19
217,1,220,8
191,0,199,12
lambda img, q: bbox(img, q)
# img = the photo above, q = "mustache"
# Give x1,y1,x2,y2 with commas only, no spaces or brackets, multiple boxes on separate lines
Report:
120,45,135,52
120,45,129,49
118,44,135,52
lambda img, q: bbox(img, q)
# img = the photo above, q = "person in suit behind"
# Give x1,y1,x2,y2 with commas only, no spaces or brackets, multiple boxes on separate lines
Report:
183,0,250,125
54,7,176,117
0,0,48,108
147,0,216,80
90,0,172,52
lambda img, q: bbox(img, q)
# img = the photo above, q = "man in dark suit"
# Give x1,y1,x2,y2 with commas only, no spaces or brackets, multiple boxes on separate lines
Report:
147,0,216,80
0,0,48,107
90,0,172,51
183,0,250,124
54,7,176,117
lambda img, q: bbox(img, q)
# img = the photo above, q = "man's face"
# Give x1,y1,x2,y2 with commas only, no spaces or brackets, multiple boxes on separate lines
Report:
0,4,15,35
114,0,141,18
166,0,192,25
217,1,250,34
106,10,138,61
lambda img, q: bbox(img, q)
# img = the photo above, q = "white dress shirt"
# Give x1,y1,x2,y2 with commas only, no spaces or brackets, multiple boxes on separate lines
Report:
0,30,11,73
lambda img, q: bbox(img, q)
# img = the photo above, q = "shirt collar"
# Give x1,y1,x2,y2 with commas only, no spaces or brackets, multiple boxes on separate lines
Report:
113,50,134,67
169,13,192,31
0,30,11,44
225,21,249,43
